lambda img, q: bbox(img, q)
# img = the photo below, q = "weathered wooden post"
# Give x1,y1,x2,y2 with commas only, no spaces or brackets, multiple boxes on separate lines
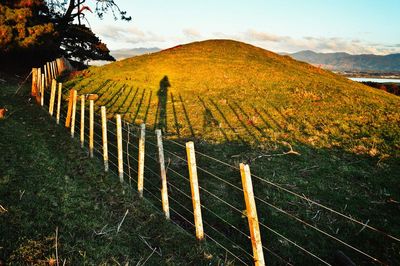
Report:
46,62,52,85
156,129,170,219
186,141,204,240
52,61,57,79
240,163,265,266
52,61,56,77
56,83,62,125
101,106,109,172
49,79,57,115
56,58,61,74
80,95,85,147
44,66,48,89
50,62,54,81
31,68,38,98
54,60,59,77
65,89,74,127
36,68,42,104
40,73,45,106
89,100,94,158
137,124,146,197
116,114,124,183
70,90,77,138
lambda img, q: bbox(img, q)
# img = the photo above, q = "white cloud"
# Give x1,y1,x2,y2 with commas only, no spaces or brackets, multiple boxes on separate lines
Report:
244,29,289,42
183,28,202,39
284,36,396,55
210,29,400,55
94,24,165,48
93,24,400,55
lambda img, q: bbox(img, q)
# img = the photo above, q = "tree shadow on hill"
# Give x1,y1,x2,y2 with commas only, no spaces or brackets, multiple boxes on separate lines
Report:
157,76,170,133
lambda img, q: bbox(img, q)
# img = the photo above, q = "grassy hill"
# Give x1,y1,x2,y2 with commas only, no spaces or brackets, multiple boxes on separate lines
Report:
67,39,399,157
60,40,400,265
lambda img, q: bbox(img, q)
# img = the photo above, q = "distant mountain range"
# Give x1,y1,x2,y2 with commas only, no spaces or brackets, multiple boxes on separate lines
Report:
287,50,400,72
111,47,161,60
108,46,400,73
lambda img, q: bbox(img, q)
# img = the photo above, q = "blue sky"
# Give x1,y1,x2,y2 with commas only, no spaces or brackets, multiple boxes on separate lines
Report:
84,0,400,55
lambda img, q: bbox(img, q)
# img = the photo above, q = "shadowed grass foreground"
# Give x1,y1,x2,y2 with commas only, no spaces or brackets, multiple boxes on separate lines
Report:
0,81,227,265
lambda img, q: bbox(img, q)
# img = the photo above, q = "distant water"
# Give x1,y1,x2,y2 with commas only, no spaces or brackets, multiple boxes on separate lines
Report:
349,77,400,83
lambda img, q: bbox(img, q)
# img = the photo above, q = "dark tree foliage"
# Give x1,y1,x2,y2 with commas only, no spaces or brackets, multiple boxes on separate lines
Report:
0,0,130,69
0,0,55,52
62,24,114,62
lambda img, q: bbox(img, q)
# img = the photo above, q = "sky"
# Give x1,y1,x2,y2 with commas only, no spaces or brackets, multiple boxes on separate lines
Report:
84,0,400,56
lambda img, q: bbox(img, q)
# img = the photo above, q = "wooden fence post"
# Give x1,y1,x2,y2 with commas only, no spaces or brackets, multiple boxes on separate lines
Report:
44,66,48,89
65,89,74,127
70,90,77,138
116,114,124,183
46,62,51,86
31,68,38,98
54,60,59,77
186,141,204,240
52,61,56,77
52,61,57,79
137,124,145,197
80,95,85,147
156,129,170,219
49,79,57,115
56,59,61,74
240,163,265,266
101,106,109,172
89,100,94,158
36,68,41,104
56,83,62,124
50,62,54,81
40,73,45,106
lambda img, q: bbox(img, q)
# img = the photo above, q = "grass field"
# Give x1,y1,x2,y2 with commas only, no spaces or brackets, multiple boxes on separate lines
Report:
0,78,227,265
61,40,400,265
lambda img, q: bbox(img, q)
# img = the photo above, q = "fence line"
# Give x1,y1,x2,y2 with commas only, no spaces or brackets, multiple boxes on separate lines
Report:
120,129,383,263
32,62,398,266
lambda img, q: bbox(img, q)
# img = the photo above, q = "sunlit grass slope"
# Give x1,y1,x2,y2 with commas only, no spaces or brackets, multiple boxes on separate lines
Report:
66,39,400,157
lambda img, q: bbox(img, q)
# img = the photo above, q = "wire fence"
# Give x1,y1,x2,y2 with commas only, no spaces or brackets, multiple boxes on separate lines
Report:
34,62,400,266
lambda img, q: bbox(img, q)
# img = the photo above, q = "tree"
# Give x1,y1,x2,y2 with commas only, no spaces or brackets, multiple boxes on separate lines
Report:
0,1,55,52
0,0,130,68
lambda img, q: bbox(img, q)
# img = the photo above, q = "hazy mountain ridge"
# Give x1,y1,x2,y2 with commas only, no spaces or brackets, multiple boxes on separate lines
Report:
289,50,400,72
111,47,161,60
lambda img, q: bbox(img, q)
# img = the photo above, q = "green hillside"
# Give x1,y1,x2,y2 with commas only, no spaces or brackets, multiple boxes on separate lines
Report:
62,40,400,265
67,39,400,157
